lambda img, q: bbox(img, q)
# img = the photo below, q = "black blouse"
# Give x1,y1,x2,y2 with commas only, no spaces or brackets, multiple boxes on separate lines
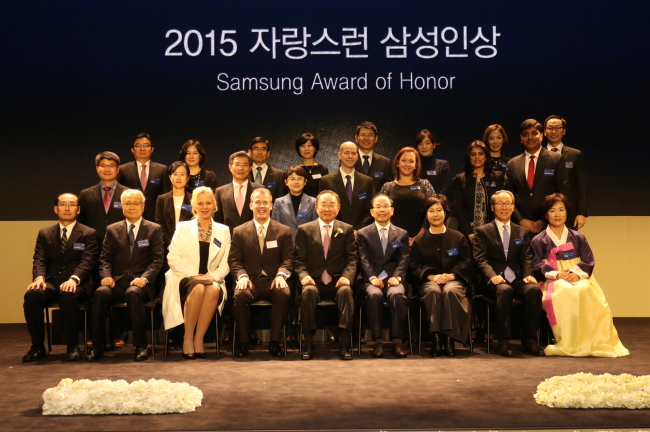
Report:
301,164,329,198
409,229,471,284
187,169,219,194
198,241,210,275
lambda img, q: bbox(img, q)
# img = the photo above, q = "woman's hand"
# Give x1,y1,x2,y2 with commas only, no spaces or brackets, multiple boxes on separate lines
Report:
558,271,579,283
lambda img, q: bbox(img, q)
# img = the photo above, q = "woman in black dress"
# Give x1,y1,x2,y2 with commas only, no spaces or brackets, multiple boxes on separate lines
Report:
155,161,194,250
179,140,219,194
415,129,452,196
380,147,436,245
453,140,505,241
295,133,329,198
482,124,510,172
410,195,472,357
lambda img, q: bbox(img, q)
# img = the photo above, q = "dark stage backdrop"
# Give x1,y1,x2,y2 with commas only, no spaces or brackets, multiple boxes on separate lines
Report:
2,0,648,220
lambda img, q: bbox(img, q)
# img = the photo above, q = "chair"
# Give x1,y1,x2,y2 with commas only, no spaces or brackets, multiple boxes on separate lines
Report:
109,298,160,356
45,301,90,353
232,299,287,358
164,309,220,358
298,299,353,358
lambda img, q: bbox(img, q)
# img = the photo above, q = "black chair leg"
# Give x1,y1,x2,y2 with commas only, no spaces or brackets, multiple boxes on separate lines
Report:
406,307,412,355
231,322,237,359
486,303,491,354
164,329,169,357
150,308,155,358
357,306,363,355
215,312,220,359
83,308,88,355
45,307,52,353
282,325,287,357
418,304,422,355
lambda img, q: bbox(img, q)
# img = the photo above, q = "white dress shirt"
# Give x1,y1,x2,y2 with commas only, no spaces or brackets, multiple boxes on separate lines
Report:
232,179,249,200
339,167,356,190
125,217,143,239
252,163,268,183
136,160,151,180
59,221,77,239
547,142,564,153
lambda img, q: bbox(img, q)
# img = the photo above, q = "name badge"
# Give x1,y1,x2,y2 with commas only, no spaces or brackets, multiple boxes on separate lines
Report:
565,162,573,169
213,238,221,247
447,248,459,257
544,169,555,176
373,172,384,179
500,162,508,169
560,250,576,260
390,240,403,249
181,204,192,212
409,185,421,190
194,180,205,187
113,202,122,209
358,192,368,200
514,237,525,245
149,178,161,185
73,243,86,250
311,174,321,179
266,240,278,249
297,211,309,219
137,239,150,248
266,182,277,189
426,170,437,176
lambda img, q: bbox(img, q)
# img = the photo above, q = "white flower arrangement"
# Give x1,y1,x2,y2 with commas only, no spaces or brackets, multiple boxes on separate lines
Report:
42,378,203,415
534,373,650,409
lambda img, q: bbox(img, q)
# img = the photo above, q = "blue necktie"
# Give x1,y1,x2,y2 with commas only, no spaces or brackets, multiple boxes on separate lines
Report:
129,224,136,254
378,227,388,280
502,224,516,282
345,174,353,202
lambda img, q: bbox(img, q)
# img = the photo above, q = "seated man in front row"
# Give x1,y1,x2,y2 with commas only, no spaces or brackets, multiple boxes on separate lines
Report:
229,188,294,358
357,194,410,358
295,190,357,360
473,190,544,357
23,193,98,362
86,189,164,362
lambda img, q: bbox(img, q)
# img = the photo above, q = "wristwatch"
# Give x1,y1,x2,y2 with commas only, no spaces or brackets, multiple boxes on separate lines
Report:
141,277,149,284
70,275,81,285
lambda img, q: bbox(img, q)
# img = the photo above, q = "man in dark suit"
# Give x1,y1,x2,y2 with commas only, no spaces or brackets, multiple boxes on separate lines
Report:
544,115,588,230
116,133,170,222
295,191,358,360
214,151,264,234
86,189,164,362
229,188,294,357
248,137,287,200
319,141,375,231
357,194,410,358
354,121,394,192
78,151,128,243
23,193,99,362
473,190,544,357
505,119,567,234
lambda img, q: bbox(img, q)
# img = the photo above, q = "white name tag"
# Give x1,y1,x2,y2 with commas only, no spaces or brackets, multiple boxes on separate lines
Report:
311,174,322,179
266,240,278,248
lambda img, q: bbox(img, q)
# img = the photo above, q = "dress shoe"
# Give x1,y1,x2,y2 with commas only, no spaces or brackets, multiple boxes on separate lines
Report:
523,338,546,356
372,341,385,358
234,343,249,358
66,345,81,362
113,339,125,348
182,352,196,360
250,332,261,345
134,346,149,361
444,336,457,357
194,352,207,359
339,341,353,360
85,347,104,362
268,340,284,357
430,332,443,357
22,345,46,362
393,342,408,358
300,341,314,360
498,339,514,357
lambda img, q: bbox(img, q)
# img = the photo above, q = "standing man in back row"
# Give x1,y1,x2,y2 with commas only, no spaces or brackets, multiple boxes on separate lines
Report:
354,121,394,193
248,137,287,201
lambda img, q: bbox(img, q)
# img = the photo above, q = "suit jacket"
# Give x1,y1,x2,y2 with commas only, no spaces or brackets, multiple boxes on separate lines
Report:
504,148,567,223
355,152,394,193
409,228,472,284
187,168,219,193
78,182,128,243
295,219,357,284
319,170,375,230
99,219,165,298
357,223,410,282
419,156,453,197
271,193,317,240
32,222,99,296
154,191,193,248
452,171,505,237
163,220,231,329
214,181,264,234
473,220,533,284
228,220,294,287
117,161,170,221
559,145,588,220
248,164,287,201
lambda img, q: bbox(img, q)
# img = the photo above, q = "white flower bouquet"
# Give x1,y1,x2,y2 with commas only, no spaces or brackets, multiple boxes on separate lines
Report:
42,378,203,415
534,372,650,409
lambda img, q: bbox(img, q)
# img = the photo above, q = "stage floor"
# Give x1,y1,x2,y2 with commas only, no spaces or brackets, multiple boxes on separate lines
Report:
1,318,649,432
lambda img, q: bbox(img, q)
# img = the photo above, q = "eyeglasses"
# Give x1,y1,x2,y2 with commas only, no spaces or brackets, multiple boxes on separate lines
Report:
545,126,564,132
318,204,339,209
123,201,143,207
97,164,118,169
232,163,250,168
133,144,152,149
373,205,392,210
57,204,78,208
357,133,375,138
250,147,268,152
494,202,514,207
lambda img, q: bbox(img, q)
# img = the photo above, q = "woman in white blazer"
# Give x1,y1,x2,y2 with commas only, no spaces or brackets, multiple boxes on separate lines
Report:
163,186,231,359
271,165,317,240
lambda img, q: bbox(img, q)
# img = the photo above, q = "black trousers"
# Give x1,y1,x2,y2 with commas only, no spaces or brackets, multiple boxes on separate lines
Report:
91,276,150,349
363,282,406,341
233,277,290,344
300,282,354,335
23,275,88,346
486,280,542,340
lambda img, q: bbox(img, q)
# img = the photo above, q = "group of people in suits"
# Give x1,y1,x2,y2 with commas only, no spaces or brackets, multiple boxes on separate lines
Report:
23,116,625,363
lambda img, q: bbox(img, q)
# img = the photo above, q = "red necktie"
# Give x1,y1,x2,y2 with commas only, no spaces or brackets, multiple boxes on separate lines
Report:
103,186,111,213
551,147,559,152
527,155,536,189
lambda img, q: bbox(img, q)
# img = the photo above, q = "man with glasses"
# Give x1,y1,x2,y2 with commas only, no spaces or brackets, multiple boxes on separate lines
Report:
354,121,394,192
247,137,287,200
473,190,544,357
505,119,567,234
22,194,99,362
86,189,164,362
544,115,588,230
117,133,169,221
357,194,410,358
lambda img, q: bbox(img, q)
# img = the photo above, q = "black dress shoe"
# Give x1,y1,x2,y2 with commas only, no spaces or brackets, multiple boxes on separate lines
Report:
250,332,261,345
444,336,457,357
66,345,81,362
85,347,104,362
182,352,196,360
268,341,284,357
339,342,353,360
234,343,249,358
372,341,385,358
430,332,443,357
194,352,207,359
498,340,514,357
134,346,149,361
523,338,546,356
300,341,314,360
393,342,408,358
22,345,46,363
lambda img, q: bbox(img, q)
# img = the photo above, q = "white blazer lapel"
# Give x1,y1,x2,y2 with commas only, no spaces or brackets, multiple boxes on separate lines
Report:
208,221,223,265
186,220,201,270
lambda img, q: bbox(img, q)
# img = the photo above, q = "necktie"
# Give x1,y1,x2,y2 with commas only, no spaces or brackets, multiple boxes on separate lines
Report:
321,225,332,285
129,224,136,254
258,225,265,254
255,167,263,184
103,186,111,213
502,224,516,282
527,155,536,189
377,227,389,280
235,185,244,216
61,227,68,255
362,155,370,175
551,147,559,152
140,164,147,191
345,175,353,202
